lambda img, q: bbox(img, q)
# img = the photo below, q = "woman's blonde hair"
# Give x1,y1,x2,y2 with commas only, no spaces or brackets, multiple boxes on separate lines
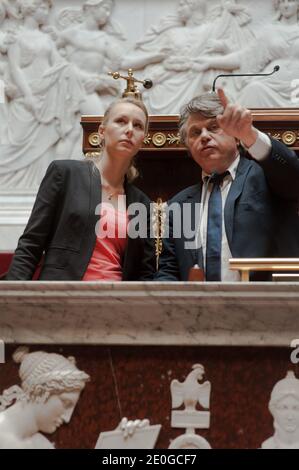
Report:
87,97,149,183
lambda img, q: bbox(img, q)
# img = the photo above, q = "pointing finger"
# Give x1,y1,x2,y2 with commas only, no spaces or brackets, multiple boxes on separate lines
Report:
217,88,229,109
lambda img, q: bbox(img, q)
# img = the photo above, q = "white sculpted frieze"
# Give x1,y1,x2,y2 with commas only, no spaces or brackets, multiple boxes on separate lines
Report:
0,0,298,190
195,0,299,107
261,371,299,449
2,348,297,449
138,0,255,114
0,346,160,449
0,347,90,449
169,364,212,449
0,0,84,189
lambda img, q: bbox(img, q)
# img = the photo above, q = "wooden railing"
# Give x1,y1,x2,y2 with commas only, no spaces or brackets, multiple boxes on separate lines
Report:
81,110,299,155
229,258,299,282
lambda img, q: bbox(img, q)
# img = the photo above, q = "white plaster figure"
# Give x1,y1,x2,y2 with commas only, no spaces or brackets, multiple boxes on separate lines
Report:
0,347,90,449
262,371,299,449
51,0,165,117
194,0,299,107
95,417,161,449
137,0,210,114
0,1,19,144
50,0,123,116
239,0,299,107
0,0,84,189
169,364,212,449
137,0,254,113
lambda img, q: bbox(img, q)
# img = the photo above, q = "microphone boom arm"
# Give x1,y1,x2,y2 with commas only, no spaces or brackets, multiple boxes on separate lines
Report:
212,65,280,92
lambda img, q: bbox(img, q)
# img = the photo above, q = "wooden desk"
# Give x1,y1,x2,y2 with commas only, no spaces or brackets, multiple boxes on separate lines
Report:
229,258,299,282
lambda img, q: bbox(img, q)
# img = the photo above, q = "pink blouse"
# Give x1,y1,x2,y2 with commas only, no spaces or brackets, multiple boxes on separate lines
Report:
83,202,128,281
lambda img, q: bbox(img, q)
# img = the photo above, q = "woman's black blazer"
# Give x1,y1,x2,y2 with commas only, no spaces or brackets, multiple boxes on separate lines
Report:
6,160,156,281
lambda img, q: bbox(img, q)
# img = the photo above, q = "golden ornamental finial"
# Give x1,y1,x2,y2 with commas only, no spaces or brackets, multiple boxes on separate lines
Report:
152,198,167,271
108,68,152,100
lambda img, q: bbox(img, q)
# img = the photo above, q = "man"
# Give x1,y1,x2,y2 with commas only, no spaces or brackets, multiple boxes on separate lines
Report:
157,89,299,281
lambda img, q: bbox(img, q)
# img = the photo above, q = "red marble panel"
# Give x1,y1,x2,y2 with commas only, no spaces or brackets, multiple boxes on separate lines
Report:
0,345,297,449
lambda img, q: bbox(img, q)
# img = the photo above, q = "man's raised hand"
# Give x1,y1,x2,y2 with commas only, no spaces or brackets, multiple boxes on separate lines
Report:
216,88,258,148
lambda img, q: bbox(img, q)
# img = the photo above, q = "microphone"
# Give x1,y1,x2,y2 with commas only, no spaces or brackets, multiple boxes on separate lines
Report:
212,65,280,92
188,171,218,281
143,79,153,90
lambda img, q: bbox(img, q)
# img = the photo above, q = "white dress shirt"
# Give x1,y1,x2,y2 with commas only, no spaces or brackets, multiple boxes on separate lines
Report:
199,130,271,281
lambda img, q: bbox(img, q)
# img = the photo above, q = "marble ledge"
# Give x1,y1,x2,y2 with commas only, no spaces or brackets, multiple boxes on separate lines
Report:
0,281,299,347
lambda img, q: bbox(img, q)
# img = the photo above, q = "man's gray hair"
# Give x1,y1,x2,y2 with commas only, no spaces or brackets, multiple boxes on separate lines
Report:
179,92,224,144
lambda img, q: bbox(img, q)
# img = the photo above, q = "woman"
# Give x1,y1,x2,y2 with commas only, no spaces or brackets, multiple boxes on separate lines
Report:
0,347,89,449
6,97,155,281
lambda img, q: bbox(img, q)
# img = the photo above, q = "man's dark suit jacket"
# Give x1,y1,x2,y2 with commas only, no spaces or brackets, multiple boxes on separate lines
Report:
6,160,155,281
157,139,299,281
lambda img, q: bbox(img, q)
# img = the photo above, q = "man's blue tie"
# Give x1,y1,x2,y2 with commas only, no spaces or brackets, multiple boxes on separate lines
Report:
205,172,229,281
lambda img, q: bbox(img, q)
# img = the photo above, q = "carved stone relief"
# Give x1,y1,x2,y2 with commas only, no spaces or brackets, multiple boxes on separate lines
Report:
0,346,161,449
0,346,90,449
96,417,161,449
2,345,298,449
261,371,299,449
168,364,212,449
